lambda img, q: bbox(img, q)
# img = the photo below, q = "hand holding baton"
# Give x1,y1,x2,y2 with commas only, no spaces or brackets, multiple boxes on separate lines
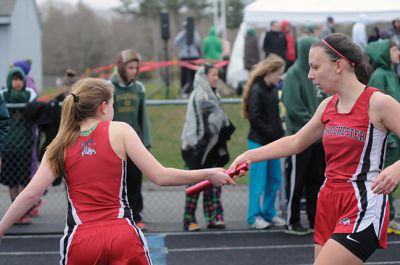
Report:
185,162,249,196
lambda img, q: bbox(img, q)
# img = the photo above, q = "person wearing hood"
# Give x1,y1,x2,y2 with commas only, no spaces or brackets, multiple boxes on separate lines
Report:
0,67,37,224
352,14,368,51
281,20,296,69
202,26,223,60
282,36,327,235
14,59,41,192
13,59,38,93
110,49,151,231
388,18,400,77
181,64,235,231
174,19,202,94
366,39,400,235
244,28,260,71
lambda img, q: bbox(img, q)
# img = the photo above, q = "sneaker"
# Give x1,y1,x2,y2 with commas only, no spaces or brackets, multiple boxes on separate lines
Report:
388,220,400,235
270,216,286,227
136,222,147,231
249,216,270,230
284,223,311,235
15,215,32,225
207,221,226,229
186,222,200,231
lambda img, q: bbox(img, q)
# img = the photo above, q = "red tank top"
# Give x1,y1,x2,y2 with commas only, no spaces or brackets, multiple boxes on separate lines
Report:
321,87,388,183
64,121,131,227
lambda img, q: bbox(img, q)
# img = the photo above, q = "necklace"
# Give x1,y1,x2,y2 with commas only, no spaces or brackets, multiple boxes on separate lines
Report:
80,122,99,136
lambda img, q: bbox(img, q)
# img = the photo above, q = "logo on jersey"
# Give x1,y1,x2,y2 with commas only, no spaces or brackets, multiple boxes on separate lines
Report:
324,126,365,142
81,146,96,156
80,138,96,157
339,217,351,226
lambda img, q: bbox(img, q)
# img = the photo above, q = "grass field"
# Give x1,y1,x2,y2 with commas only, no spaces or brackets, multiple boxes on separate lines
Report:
147,102,250,184
41,80,251,184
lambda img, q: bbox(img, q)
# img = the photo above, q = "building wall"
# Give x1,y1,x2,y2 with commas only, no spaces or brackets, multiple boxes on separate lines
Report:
1,0,42,91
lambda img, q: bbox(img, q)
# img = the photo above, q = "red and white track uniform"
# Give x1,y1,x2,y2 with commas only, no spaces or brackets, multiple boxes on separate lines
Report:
59,121,152,265
315,87,389,248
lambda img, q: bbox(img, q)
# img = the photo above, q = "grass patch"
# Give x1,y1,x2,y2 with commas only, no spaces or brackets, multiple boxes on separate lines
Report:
41,81,250,184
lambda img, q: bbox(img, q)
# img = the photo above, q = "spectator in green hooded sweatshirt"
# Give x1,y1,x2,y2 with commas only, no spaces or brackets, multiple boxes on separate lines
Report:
202,26,223,60
0,67,36,224
282,36,327,235
366,39,400,235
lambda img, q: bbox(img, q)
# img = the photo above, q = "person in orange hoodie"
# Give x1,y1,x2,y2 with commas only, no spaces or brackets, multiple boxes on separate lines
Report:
281,20,296,70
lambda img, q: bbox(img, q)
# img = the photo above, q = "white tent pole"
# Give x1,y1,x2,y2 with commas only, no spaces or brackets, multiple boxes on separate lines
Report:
213,0,218,27
221,0,227,40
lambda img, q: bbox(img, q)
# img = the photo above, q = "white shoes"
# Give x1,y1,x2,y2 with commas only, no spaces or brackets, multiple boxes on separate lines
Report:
271,215,286,227
250,216,271,230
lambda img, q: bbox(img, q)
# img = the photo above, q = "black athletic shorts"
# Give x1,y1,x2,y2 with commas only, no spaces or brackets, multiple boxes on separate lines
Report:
331,223,379,262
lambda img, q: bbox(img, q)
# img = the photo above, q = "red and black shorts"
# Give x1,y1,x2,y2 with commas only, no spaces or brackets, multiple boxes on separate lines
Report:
314,180,389,261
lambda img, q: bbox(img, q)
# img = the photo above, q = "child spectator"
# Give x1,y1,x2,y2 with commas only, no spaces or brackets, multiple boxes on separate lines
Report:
0,67,37,224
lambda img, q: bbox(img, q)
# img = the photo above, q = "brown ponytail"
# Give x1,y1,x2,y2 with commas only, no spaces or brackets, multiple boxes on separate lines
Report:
46,78,113,177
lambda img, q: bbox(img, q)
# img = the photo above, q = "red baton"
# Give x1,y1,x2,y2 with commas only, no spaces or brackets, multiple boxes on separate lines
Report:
185,162,249,196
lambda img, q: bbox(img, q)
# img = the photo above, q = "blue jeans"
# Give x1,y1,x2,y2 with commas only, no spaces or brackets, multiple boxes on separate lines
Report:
247,139,282,224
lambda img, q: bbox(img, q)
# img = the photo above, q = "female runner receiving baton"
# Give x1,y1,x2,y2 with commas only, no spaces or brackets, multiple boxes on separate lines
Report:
230,33,400,265
0,78,235,265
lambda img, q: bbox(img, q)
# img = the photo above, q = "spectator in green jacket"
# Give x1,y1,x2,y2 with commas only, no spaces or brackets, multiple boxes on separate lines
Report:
0,67,36,224
366,39,400,234
282,36,326,235
202,26,223,60
111,49,151,231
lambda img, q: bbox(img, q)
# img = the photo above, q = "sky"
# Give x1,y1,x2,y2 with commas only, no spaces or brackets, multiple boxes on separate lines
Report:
36,0,121,10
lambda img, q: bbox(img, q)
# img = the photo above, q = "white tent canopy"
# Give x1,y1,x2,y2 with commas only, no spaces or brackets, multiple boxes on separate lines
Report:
227,0,400,88
244,0,400,27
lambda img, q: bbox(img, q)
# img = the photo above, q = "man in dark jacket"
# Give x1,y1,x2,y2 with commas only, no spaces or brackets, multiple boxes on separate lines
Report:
262,20,287,60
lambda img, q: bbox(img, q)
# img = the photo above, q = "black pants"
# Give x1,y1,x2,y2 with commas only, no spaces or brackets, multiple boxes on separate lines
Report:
126,159,143,222
180,57,198,93
285,142,325,228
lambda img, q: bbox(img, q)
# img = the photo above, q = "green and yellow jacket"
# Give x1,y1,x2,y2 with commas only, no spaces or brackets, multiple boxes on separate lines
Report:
111,75,151,148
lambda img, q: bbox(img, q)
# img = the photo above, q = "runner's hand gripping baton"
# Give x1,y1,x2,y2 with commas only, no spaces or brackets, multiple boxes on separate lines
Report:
185,162,249,196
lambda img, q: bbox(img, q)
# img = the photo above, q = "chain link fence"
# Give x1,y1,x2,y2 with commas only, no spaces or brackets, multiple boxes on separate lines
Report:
2,101,397,232
0,100,263,232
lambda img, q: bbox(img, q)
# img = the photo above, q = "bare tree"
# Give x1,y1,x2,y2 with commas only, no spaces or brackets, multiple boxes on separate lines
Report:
40,0,237,79
43,3,111,75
